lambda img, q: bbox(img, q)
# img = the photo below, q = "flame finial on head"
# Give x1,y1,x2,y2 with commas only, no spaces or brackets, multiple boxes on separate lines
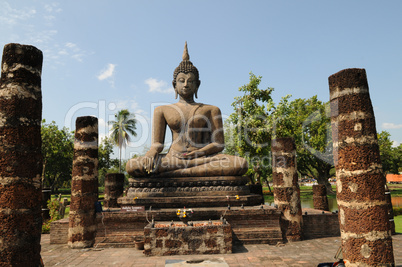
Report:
173,42,199,83
182,41,190,61
173,41,200,99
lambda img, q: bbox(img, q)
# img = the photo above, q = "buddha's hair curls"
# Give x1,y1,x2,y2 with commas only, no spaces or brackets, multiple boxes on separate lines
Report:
172,42,200,88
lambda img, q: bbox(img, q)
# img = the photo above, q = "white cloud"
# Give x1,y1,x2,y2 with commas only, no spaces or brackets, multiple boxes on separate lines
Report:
44,3,62,14
44,4,53,13
72,53,85,62
44,15,55,21
145,78,174,94
98,64,116,81
392,140,401,147
97,118,110,141
58,49,68,56
56,42,88,62
66,42,77,49
0,2,36,26
0,2,88,66
382,122,402,129
112,100,145,115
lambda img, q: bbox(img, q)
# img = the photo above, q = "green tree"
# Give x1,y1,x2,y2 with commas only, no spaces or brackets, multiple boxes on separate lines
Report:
378,130,401,174
227,73,335,193
228,72,275,184
41,120,74,192
271,96,335,194
104,159,130,187
109,109,137,172
98,136,119,187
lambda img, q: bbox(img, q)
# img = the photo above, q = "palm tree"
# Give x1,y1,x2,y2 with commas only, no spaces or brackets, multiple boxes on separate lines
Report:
109,109,137,172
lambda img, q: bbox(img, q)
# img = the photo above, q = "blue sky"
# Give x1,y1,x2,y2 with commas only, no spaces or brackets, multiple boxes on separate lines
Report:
1,0,402,159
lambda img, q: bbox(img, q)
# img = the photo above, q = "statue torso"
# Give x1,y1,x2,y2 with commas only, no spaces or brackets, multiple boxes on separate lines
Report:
159,102,219,153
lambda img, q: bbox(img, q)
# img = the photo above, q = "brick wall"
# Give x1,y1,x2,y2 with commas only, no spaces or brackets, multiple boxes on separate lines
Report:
50,207,340,246
144,221,232,256
302,211,340,239
50,218,69,244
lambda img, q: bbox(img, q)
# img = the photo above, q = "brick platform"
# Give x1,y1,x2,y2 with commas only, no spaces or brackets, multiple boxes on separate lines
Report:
144,221,232,256
50,206,340,248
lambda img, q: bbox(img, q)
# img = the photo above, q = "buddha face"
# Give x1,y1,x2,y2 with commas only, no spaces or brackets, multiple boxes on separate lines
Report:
175,72,199,99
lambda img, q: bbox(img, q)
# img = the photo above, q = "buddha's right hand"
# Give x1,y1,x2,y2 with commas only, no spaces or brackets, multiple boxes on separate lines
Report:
142,151,159,174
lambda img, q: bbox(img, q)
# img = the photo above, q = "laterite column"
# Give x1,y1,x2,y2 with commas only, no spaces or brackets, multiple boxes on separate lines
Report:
313,184,329,211
0,44,43,266
272,137,303,241
329,68,394,266
384,185,395,235
104,173,125,208
68,116,99,248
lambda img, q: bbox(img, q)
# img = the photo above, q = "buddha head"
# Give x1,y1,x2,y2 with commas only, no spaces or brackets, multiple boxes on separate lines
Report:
173,42,201,99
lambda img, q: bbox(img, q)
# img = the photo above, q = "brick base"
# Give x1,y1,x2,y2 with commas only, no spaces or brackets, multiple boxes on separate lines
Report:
50,207,340,247
302,208,340,239
144,221,232,256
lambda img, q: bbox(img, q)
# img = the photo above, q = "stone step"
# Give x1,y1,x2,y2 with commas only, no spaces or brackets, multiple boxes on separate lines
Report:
230,221,279,228
94,242,135,248
96,231,144,238
235,237,283,245
233,227,282,240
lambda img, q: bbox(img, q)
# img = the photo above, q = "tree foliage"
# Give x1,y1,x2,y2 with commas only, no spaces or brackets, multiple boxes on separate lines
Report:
109,109,137,172
227,72,275,183
41,120,74,192
227,73,335,193
271,96,335,193
378,131,402,174
98,136,120,187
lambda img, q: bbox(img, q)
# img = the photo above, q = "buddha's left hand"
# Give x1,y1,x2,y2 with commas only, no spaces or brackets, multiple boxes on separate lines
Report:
177,150,205,159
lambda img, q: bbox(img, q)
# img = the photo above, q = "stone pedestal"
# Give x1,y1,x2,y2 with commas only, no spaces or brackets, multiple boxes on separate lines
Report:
144,220,232,256
272,137,303,242
68,116,98,249
0,43,43,266
104,173,124,208
313,184,329,211
119,175,263,208
329,68,394,266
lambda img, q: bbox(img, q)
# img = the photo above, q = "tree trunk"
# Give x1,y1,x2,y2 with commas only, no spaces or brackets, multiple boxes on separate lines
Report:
266,181,272,192
119,146,122,173
42,158,47,186
316,174,335,195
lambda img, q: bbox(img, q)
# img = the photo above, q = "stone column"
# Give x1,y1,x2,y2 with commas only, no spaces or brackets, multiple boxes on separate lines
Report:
68,116,98,248
272,137,303,242
312,184,329,211
0,43,43,266
384,185,395,235
329,68,394,266
42,187,51,220
104,173,125,208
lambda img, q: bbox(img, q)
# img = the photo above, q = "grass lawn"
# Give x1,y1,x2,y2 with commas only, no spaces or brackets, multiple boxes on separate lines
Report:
395,215,402,234
49,190,105,219
388,184,402,197
263,185,337,202
265,184,402,198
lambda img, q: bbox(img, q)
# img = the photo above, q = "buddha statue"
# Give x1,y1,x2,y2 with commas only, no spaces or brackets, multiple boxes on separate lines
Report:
126,42,248,178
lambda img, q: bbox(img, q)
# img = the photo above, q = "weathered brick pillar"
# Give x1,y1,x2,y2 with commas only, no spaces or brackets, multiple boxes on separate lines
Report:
272,137,303,242
313,184,329,211
68,116,98,248
329,68,394,266
0,43,43,266
384,185,395,235
104,173,125,208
